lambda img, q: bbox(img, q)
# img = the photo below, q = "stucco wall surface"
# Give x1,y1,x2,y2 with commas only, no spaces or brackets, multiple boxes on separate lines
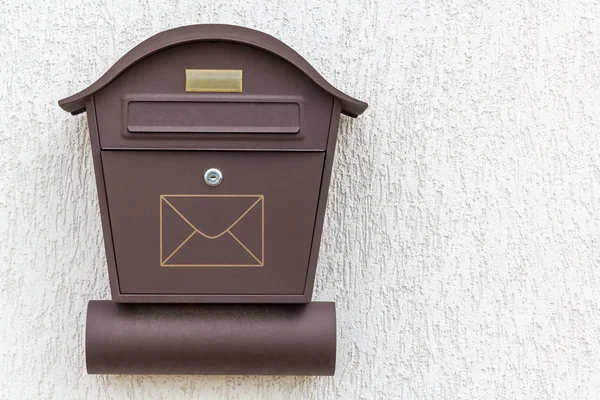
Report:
1,0,600,398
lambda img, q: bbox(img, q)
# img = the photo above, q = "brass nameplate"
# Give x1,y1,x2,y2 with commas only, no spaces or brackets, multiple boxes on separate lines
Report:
185,69,243,92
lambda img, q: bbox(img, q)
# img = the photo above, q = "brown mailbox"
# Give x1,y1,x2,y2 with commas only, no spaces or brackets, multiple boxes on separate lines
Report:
59,24,367,375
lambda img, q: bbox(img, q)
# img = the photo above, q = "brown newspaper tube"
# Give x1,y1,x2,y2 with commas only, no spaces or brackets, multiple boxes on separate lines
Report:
86,300,336,375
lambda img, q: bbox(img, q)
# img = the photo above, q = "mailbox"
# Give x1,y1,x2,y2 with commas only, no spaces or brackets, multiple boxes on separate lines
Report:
59,24,367,375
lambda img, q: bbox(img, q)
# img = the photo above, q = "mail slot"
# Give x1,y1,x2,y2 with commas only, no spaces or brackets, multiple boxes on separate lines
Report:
126,96,301,134
59,24,367,375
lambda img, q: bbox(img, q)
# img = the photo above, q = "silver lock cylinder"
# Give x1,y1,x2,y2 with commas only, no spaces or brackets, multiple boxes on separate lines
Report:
204,168,223,187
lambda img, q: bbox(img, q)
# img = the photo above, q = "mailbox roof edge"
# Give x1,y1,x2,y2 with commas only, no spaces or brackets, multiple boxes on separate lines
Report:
58,24,368,118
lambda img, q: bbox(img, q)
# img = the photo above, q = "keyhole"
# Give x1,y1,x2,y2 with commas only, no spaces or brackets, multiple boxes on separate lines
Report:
204,168,222,187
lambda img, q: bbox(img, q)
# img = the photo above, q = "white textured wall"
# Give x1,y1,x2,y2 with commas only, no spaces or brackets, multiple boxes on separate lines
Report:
1,0,600,398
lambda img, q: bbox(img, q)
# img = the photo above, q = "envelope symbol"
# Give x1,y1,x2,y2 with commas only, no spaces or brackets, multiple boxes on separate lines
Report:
160,194,264,267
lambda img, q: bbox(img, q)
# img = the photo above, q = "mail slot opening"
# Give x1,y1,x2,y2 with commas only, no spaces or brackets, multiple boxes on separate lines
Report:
126,96,301,134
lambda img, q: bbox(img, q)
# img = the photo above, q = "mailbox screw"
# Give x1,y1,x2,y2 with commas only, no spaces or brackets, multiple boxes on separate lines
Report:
204,168,223,187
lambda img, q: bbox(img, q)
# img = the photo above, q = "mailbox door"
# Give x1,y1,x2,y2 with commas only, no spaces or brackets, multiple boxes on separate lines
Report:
102,150,324,296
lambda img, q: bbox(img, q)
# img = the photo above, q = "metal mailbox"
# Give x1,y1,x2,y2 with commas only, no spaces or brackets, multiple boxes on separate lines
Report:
59,24,367,375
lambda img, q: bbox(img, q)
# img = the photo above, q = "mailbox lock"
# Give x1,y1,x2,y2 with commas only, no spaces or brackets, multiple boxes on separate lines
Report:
204,168,223,187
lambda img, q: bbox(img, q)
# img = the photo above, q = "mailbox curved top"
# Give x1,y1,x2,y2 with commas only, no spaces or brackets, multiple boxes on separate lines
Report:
58,24,368,118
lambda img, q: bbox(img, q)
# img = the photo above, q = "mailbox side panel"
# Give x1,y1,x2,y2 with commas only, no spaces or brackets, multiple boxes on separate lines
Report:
303,99,342,301
85,97,120,299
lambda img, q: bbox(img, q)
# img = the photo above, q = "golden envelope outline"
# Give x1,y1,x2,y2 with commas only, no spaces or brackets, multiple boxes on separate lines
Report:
160,194,264,267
